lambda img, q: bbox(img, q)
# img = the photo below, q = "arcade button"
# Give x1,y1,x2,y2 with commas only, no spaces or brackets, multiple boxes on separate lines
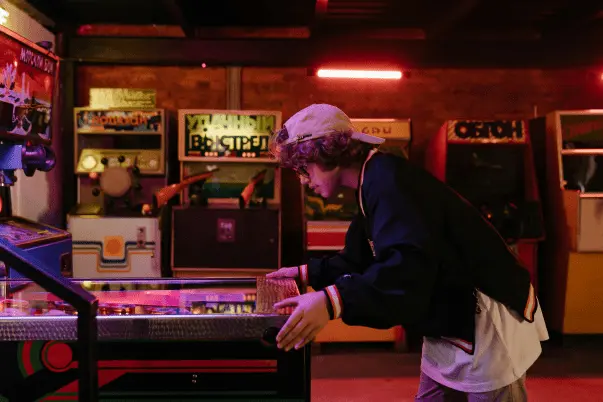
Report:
81,155,97,170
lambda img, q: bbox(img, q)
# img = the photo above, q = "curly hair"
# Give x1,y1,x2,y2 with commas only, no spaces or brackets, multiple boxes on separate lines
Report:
270,126,376,171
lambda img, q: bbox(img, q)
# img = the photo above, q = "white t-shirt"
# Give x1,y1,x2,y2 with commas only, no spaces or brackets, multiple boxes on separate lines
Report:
421,291,549,393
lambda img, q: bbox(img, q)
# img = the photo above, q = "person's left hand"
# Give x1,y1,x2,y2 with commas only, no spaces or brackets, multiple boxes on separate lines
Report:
274,291,330,351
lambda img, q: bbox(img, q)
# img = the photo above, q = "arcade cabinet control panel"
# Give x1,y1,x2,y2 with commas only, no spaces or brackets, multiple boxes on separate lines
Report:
77,149,163,174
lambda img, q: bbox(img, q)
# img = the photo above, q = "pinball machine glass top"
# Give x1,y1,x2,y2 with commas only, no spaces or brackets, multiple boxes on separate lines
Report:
0,277,300,317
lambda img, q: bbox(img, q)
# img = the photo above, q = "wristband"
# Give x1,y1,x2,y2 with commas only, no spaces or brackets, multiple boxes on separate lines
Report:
298,264,309,286
323,285,343,319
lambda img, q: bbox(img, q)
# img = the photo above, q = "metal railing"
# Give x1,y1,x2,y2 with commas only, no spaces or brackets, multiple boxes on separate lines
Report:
0,238,98,402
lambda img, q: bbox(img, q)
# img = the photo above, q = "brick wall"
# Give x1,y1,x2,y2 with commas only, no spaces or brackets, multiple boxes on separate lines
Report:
77,65,603,162
242,67,603,162
77,66,227,110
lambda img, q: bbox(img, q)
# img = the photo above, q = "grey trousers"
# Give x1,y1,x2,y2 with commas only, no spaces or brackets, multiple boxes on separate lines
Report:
415,372,528,402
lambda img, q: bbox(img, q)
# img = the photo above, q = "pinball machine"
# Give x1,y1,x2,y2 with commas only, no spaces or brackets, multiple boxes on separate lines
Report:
67,108,173,278
0,277,310,401
305,118,412,346
425,119,544,285
0,25,71,280
171,109,282,278
531,110,603,335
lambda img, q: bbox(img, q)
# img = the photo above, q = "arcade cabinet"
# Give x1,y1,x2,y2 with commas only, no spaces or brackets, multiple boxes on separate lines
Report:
531,110,603,335
305,118,412,347
171,109,282,278
425,120,544,285
68,108,171,278
0,26,71,279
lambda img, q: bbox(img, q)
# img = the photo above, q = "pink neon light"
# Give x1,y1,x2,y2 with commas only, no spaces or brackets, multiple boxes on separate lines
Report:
316,69,403,79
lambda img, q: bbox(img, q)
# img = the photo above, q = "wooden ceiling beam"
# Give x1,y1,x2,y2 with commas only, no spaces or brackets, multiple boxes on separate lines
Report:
426,0,482,39
67,35,603,68
160,0,195,38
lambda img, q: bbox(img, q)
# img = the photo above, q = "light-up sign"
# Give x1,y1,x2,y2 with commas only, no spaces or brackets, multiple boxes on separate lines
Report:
447,120,526,144
0,8,9,25
183,112,277,158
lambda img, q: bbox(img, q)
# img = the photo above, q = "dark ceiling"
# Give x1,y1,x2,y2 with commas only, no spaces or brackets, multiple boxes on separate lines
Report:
12,0,603,67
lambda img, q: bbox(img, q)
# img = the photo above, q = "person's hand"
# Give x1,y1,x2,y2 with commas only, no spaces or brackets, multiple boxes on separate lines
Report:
266,266,298,279
274,292,330,351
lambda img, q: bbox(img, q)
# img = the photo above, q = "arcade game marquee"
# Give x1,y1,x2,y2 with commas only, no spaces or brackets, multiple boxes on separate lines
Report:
172,109,282,278
0,24,71,280
68,108,172,278
0,277,311,401
425,120,544,284
531,111,603,335
305,118,411,346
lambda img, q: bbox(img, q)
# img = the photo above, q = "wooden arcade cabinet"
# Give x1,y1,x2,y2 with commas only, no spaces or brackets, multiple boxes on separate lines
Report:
306,118,412,347
306,119,412,251
425,120,544,285
533,110,603,335
68,108,169,278
171,109,282,278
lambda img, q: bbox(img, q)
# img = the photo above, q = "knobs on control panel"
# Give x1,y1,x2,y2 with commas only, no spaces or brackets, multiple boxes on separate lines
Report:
261,326,280,347
100,157,108,166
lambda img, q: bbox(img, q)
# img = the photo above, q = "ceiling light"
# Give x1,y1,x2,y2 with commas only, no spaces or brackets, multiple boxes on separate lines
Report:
316,69,403,79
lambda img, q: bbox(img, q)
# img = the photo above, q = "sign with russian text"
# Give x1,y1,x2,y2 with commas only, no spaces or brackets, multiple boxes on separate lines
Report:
75,109,163,133
89,88,157,109
181,110,279,158
0,25,58,144
447,120,526,143
351,119,411,140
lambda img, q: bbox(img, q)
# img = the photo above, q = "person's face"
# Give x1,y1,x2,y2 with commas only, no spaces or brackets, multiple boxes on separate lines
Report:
296,163,341,199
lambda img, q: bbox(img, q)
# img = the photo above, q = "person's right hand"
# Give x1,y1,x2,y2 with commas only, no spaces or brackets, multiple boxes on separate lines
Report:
266,266,299,279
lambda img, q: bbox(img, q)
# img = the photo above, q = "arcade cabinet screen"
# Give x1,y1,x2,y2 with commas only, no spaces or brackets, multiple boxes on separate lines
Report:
182,162,276,200
445,144,526,206
305,187,357,221
0,27,57,144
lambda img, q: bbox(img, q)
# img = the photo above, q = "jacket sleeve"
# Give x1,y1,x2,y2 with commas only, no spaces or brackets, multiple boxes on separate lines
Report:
322,167,438,329
300,215,372,290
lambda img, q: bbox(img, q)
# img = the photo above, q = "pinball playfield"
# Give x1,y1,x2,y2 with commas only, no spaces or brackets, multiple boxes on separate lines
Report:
0,277,310,401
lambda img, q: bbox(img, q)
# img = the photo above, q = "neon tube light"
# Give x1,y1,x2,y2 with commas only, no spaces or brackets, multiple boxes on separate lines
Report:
316,69,403,79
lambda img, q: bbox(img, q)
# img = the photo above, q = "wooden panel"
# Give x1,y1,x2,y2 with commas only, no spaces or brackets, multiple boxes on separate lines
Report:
563,252,603,334
562,190,580,251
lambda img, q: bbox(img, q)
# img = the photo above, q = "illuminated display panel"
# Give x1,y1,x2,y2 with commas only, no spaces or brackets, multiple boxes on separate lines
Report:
179,110,281,161
0,25,58,144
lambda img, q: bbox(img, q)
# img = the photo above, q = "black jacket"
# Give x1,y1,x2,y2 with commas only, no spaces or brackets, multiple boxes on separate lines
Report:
303,151,538,354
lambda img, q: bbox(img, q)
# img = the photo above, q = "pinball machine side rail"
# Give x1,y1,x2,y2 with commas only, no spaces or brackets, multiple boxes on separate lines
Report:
0,238,99,402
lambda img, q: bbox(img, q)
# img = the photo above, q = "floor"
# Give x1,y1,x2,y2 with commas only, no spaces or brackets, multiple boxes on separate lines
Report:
309,340,603,401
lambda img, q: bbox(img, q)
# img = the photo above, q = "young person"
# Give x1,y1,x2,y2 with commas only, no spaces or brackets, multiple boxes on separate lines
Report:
268,104,548,402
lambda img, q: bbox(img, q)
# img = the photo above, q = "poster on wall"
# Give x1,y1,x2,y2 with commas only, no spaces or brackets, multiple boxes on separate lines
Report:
180,110,279,159
0,26,58,144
